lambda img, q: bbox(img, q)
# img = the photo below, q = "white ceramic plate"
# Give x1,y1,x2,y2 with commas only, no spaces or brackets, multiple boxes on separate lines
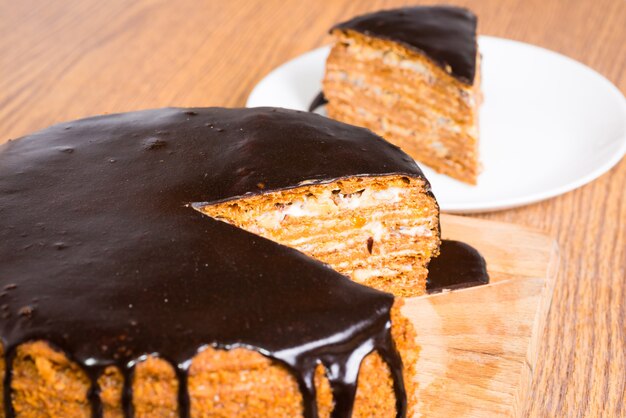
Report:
247,36,626,213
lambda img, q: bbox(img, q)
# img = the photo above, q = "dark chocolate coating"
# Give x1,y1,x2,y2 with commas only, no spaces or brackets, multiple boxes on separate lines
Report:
331,6,478,84
0,107,430,418
426,240,489,293
308,91,328,112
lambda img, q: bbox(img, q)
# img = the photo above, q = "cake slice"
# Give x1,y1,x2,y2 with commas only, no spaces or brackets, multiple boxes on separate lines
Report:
322,6,482,184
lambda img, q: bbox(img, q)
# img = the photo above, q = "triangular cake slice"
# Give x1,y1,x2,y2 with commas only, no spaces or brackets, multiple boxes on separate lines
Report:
323,6,482,184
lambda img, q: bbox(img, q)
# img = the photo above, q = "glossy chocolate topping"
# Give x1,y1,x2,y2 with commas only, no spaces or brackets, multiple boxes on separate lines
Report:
308,91,328,112
331,6,478,84
0,107,429,418
426,240,489,293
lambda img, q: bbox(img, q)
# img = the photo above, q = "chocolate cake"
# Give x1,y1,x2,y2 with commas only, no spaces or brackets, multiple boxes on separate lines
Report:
0,107,441,417
320,6,482,184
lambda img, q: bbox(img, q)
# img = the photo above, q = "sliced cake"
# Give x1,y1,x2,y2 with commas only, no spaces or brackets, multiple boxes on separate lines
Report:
0,107,439,417
322,6,482,184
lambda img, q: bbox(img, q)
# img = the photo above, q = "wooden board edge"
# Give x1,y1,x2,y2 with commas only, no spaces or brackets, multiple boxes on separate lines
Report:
512,239,560,417
402,215,559,417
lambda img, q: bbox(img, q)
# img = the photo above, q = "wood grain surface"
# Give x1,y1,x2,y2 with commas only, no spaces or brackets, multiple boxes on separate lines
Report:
0,0,624,416
404,214,558,417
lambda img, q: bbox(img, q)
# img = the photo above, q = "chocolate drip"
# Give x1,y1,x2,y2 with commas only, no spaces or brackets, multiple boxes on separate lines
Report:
323,323,407,418
293,364,318,418
175,363,191,418
426,240,489,293
0,108,425,417
86,367,104,418
331,6,478,84
3,347,16,418
377,328,407,418
308,92,328,112
121,366,135,418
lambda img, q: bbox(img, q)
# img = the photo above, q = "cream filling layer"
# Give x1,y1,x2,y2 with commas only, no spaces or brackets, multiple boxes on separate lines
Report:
251,186,407,232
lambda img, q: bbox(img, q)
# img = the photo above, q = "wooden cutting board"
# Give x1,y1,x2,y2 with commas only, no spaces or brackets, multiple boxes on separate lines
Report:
403,214,559,417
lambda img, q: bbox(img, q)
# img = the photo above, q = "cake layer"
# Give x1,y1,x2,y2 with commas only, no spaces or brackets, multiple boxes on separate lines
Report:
322,87,476,155
324,11,482,184
327,100,478,182
201,175,439,297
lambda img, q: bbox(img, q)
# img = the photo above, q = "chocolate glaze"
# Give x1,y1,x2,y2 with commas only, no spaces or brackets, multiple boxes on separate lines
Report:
331,6,478,84
308,92,328,112
0,107,431,418
426,240,489,293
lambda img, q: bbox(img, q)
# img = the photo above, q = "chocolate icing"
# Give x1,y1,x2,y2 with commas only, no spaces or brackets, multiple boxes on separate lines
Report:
426,240,489,293
308,92,328,112
0,107,430,418
331,6,478,84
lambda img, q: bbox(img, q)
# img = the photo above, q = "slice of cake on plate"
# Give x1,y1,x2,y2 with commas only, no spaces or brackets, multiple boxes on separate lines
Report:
322,6,482,184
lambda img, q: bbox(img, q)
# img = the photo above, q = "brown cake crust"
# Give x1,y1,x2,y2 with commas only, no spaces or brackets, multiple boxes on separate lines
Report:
0,304,417,417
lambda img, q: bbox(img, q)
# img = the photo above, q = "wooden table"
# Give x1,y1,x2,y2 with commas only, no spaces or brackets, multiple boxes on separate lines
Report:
1,0,624,416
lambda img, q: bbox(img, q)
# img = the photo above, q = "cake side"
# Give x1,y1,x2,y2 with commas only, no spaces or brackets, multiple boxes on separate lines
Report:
323,30,481,184
0,303,416,417
200,175,440,297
